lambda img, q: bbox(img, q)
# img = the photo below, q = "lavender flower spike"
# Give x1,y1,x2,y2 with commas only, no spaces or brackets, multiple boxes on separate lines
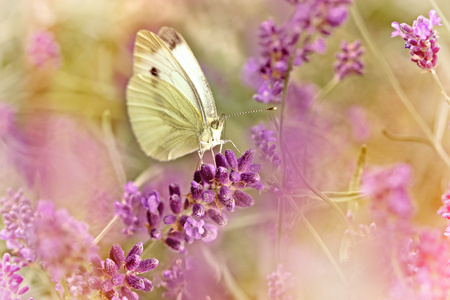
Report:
391,9,442,71
334,40,365,80
0,253,30,299
0,189,35,263
92,242,158,298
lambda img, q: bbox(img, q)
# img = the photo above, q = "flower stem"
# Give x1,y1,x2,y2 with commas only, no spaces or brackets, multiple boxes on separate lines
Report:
287,196,348,285
102,110,126,186
94,215,119,245
302,76,339,168
431,70,450,105
431,70,450,142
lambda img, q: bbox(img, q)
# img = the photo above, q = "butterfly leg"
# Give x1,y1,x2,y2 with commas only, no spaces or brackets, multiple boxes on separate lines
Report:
223,140,242,156
210,146,216,167
197,142,207,168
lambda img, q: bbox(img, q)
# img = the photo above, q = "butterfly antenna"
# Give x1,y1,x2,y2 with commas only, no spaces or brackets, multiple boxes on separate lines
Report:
226,106,277,118
222,107,277,139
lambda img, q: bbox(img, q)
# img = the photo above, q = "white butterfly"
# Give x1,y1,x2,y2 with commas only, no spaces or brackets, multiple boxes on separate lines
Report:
126,27,228,162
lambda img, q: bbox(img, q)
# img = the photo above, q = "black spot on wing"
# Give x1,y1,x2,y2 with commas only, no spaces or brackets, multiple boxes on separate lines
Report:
150,67,159,77
158,27,182,51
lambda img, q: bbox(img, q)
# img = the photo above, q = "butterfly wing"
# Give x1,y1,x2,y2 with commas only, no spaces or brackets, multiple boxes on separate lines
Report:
126,73,203,161
133,29,216,124
157,27,218,121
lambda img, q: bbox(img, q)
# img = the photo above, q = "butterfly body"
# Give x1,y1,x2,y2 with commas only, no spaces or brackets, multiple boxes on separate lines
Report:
127,27,225,161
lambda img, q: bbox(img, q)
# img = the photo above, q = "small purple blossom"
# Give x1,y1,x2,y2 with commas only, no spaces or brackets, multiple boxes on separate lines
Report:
0,189,35,264
0,253,30,300
155,259,186,298
391,9,442,71
113,182,147,236
267,264,295,300
27,30,61,68
334,40,365,80
242,0,351,103
90,242,158,299
142,190,164,230
184,217,205,239
251,123,280,167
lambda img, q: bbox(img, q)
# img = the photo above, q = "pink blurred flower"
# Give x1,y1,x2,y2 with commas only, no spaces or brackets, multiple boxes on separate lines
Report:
0,253,30,299
438,186,450,236
267,264,295,300
27,30,61,68
346,105,370,142
361,163,415,224
389,229,450,299
27,201,98,282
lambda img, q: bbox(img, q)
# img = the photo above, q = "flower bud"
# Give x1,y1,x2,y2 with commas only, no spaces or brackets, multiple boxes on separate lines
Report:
215,153,228,168
225,150,238,170
201,164,215,183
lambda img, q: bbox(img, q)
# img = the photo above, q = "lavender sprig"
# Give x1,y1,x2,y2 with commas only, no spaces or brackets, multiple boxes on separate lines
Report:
114,182,148,236
391,9,442,71
89,242,158,300
334,40,365,80
0,189,35,265
242,0,351,103
0,253,31,300
152,149,263,252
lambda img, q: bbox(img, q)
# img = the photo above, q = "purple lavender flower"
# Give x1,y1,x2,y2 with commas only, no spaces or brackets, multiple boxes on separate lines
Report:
391,9,442,71
0,189,35,264
114,182,147,236
242,0,351,103
184,217,205,239
334,40,365,80
0,253,30,300
155,259,186,298
142,190,164,231
251,123,280,167
201,223,219,243
90,242,158,299
157,149,263,252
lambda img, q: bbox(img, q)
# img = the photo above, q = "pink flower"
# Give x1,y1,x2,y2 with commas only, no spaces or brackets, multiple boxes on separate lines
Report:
361,163,415,223
26,201,98,282
27,30,61,68
438,186,450,236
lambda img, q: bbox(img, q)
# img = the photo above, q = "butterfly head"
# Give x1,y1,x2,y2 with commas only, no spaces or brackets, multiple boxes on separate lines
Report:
210,115,226,144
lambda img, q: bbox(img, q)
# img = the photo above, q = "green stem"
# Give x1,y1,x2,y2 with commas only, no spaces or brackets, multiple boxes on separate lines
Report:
431,70,450,105
101,110,126,187
278,54,295,186
302,77,339,168
350,4,450,169
284,140,351,227
382,129,432,146
94,216,119,244
287,196,348,285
